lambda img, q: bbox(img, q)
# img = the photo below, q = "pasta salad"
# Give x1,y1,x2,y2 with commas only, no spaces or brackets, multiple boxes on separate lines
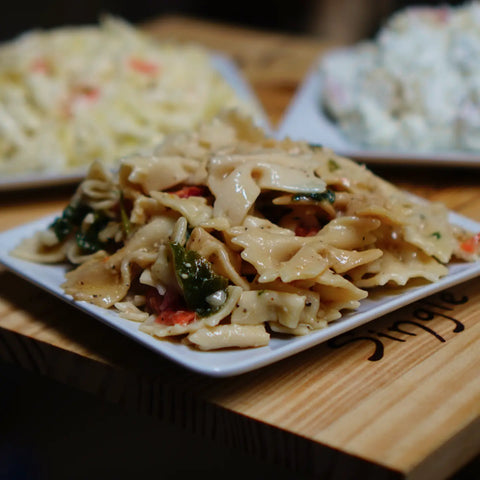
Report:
11,111,480,350
0,17,253,176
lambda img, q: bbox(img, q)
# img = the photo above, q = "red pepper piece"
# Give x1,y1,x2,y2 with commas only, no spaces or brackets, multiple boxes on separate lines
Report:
295,225,320,237
460,233,480,254
145,288,196,326
129,57,159,75
155,310,196,326
171,185,208,199
31,58,49,73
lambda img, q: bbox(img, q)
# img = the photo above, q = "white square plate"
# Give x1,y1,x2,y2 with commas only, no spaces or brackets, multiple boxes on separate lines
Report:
277,59,480,167
0,53,270,192
1,212,479,377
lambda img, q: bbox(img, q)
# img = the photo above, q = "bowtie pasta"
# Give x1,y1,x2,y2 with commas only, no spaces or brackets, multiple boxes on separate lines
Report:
0,16,254,176
12,111,480,350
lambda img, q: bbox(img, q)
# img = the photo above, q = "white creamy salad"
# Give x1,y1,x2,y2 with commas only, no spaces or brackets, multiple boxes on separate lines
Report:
320,2,480,152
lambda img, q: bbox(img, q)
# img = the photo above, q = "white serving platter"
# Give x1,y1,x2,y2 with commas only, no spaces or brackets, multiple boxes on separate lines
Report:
1,212,479,378
276,59,480,167
0,53,270,192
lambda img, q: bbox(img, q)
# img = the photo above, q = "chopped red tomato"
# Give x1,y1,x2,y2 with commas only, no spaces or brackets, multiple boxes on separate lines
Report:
146,288,181,313
129,57,159,75
155,310,196,326
460,233,480,254
171,185,208,198
77,86,100,101
31,58,49,73
295,225,320,237
61,85,100,117
423,6,450,23
145,288,195,326
145,288,165,313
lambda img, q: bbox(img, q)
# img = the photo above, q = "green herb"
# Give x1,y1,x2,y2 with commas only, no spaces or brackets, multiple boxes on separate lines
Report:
50,203,93,241
50,201,120,255
309,143,323,150
75,212,110,254
328,159,340,172
430,232,442,239
119,192,131,236
292,189,336,204
169,242,228,317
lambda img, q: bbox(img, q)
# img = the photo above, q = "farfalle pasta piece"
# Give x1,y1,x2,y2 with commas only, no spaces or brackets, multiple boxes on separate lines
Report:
186,324,270,350
62,216,177,307
231,289,307,329
120,154,202,194
208,151,327,224
312,268,368,314
315,216,382,250
228,216,382,284
186,227,249,290
348,242,449,287
149,192,214,227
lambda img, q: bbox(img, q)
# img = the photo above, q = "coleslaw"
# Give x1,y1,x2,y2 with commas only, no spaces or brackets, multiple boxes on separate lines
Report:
0,16,255,176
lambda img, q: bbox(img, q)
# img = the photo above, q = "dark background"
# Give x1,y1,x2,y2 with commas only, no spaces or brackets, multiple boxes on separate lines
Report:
0,0,467,43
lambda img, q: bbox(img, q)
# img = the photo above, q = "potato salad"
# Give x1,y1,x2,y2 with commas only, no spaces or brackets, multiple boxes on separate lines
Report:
320,3,480,152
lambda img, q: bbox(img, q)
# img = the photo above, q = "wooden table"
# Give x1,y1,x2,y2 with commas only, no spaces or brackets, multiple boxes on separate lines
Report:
1,16,480,480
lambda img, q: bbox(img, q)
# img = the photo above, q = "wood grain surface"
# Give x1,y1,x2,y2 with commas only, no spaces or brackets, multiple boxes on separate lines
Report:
1,16,480,480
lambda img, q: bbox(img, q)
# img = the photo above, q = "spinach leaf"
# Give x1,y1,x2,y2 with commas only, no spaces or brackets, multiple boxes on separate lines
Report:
50,202,112,254
50,203,93,241
292,189,336,204
328,158,340,172
119,191,131,236
170,242,228,317
75,212,110,254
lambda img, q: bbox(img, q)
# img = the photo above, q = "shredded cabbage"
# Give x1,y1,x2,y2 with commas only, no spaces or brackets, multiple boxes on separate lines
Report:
0,16,254,175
